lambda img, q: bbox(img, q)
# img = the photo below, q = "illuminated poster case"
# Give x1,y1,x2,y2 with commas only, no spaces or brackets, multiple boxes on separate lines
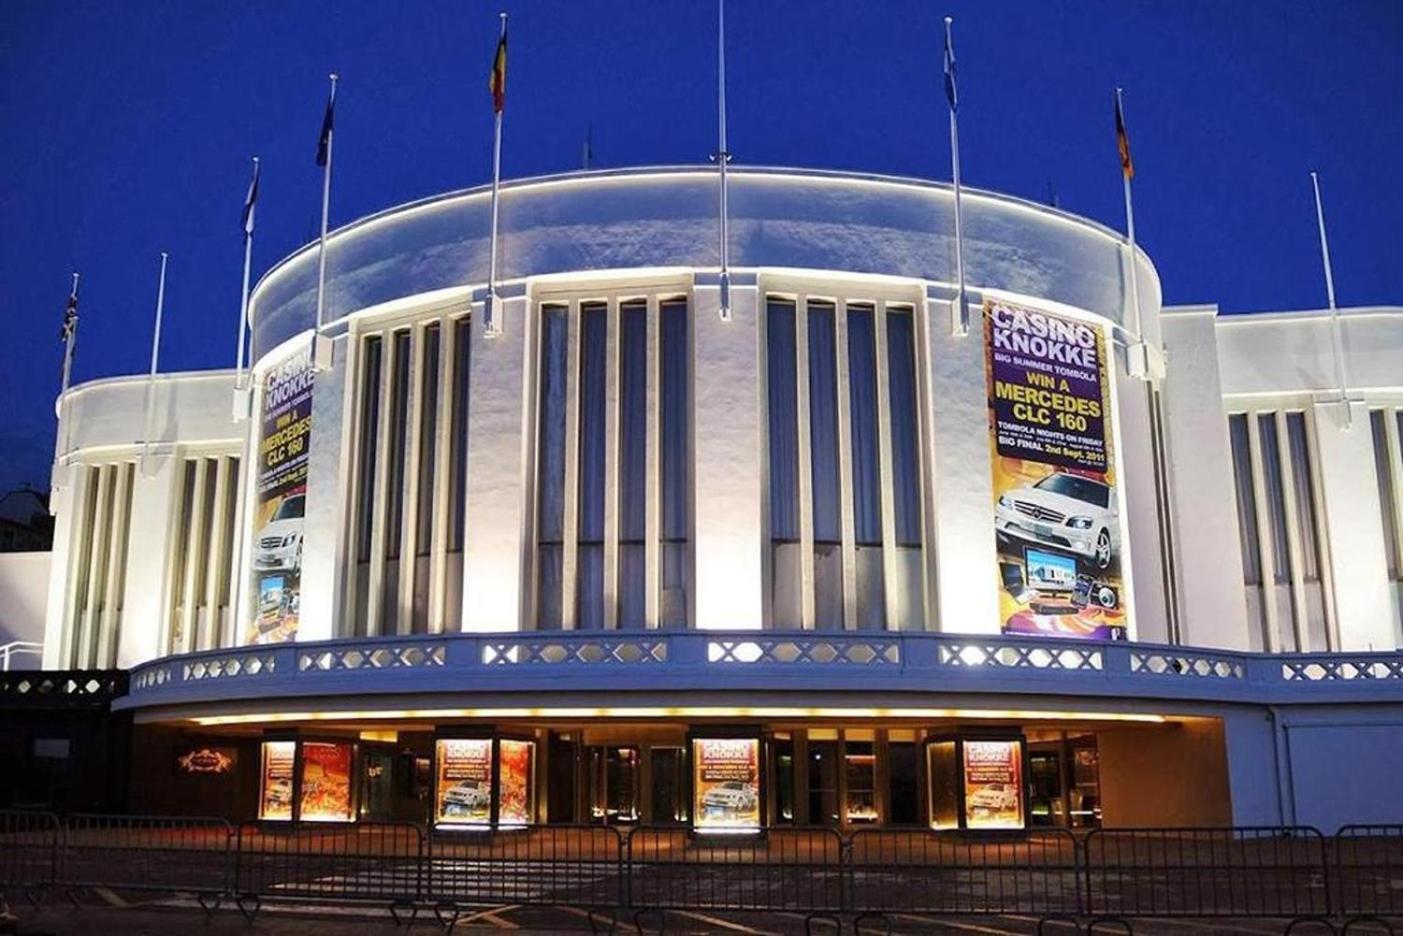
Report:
925,734,1027,831
433,734,537,830
258,738,356,822
690,731,762,833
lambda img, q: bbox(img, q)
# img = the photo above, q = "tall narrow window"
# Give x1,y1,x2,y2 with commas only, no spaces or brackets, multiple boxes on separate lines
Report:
618,302,647,628
445,316,472,630
1372,410,1403,639
536,306,568,630
1257,414,1298,650
381,330,412,634
1285,412,1329,649
1228,414,1267,646
767,300,801,628
576,303,608,630
353,335,383,635
659,299,691,628
70,462,137,667
807,302,843,630
846,305,885,630
411,323,441,633
886,307,925,630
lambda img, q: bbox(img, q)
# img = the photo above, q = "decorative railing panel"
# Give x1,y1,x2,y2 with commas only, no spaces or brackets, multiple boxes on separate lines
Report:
118,630,1403,709
1132,650,1244,680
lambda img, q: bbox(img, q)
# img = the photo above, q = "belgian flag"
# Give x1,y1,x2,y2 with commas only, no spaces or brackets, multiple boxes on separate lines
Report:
1114,91,1134,180
489,23,507,115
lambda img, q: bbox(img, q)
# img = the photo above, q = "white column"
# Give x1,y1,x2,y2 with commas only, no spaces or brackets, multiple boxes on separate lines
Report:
922,287,999,634
1157,307,1252,649
692,271,763,630
117,454,180,667
1311,400,1393,650
462,286,531,632
43,463,82,669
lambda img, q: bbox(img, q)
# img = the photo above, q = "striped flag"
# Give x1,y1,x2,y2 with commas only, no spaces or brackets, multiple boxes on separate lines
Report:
489,23,507,114
241,158,260,238
316,83,336,167
1115,91,1134,179
943,16,957,111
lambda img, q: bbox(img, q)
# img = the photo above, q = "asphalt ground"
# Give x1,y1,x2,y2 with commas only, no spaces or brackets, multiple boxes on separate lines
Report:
2,892,1396,935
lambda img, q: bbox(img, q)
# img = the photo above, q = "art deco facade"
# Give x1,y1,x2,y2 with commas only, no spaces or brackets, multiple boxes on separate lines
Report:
40,168,1403,832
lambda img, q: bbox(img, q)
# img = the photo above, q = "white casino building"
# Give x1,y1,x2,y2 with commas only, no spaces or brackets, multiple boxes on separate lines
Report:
39,167,1403,832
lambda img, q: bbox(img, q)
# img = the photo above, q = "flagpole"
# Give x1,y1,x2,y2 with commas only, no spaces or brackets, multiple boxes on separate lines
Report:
945,16,967,337
141,252,169,474
315,75,338,344
1311,170,1352,425
1117,88,1143,344
60,272,80,398
235,156,259,418
486,12,507,338
715,0,732,322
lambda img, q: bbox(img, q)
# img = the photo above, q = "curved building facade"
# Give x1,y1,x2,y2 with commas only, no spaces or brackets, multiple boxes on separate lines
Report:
39,167,1403,832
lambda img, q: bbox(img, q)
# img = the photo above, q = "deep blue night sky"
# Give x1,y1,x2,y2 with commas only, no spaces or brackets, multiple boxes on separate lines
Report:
1,0,1400,491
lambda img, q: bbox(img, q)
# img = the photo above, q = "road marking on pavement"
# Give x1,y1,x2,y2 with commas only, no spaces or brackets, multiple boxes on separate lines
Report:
450,904,521,928
668,909,778,934
93,887,127,907
894,914,1027,935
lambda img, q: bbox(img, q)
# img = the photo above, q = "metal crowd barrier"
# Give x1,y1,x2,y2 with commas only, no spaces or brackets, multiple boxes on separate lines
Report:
0,810,60,907
5,815,1403,930
626,826,847,931
232,820,422,921
1334,825,1403,933
847,827,1083,924
57,814,233,912
1083,826,1333,927
426,823,624,928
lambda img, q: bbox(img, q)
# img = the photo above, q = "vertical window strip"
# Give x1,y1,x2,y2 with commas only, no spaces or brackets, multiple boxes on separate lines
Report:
576,303,608,630
67,467,99,667
845,304,885,630
536,305,568,630
618,301,648,629
441,315,471,633
351,334,383,636
1378,410,1403,639
380,331,412,636
1373,411,1401,580
168,460,196,654
449,317,472,554
102,462,135,667
1228,414,1267,646
659,298,690,629
1285,411,1331,649
807,302,843,630
885,306,925,630
408,323,441,635
766,299,801,629
1255,414,1298,650
84,466,115,668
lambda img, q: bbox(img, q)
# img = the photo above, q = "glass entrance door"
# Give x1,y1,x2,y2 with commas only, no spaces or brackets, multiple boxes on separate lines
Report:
588,745,640,824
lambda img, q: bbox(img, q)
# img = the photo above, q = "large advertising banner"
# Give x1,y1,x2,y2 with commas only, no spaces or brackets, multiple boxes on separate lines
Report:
300,741,354,822
963,739,1025,830
247,343,315,645
986,299,1129,640
435,739,494,826
259,740,296,820
692,738,761,831
498,740,536,827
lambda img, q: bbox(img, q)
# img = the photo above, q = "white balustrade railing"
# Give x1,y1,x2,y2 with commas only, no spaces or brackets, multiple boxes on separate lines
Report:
0,640,44,672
